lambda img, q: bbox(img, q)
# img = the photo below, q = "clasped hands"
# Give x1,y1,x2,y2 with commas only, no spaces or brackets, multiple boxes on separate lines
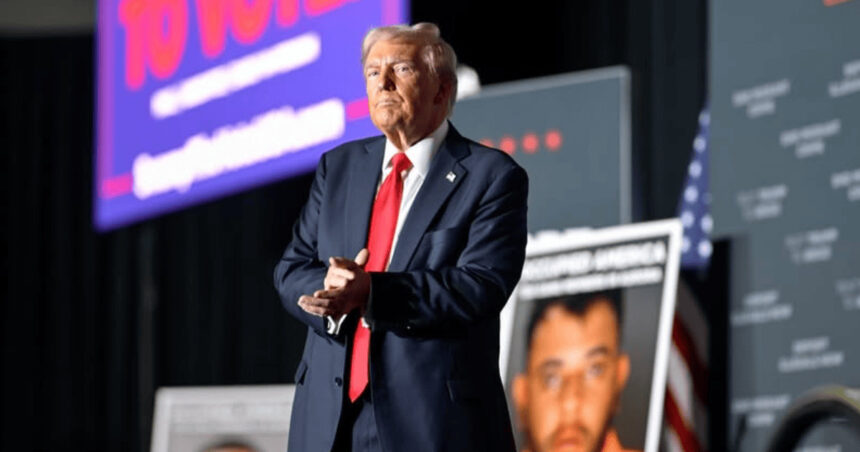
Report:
298,249,371,318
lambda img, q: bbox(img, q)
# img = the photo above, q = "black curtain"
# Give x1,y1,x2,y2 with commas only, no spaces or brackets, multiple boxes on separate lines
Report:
0,1,708,450
1,36,311,450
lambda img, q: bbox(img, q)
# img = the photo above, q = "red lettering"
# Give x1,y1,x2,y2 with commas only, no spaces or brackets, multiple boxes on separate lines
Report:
146,0,188,79
276,0,299,27
229,0,271,44
303,0,349,17
119,0,147,89
119,0,353,87
195,0,228,58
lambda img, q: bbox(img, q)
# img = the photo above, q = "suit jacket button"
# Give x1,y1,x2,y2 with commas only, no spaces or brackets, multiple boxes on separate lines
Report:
334,377,343,386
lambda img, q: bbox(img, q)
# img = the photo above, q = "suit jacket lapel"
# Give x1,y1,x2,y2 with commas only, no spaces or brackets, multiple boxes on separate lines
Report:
388,127,470,272
345,137,385,257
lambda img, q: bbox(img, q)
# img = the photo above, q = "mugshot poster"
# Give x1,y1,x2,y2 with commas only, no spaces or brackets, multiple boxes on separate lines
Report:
502,220,682,452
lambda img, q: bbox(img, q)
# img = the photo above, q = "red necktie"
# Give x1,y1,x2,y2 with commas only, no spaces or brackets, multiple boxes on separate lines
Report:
348,152,412,402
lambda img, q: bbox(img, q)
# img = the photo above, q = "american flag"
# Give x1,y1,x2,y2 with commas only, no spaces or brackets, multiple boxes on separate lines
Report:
664,107,711,452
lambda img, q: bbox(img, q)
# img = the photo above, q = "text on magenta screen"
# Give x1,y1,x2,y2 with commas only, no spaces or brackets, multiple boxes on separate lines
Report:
96,0,406,230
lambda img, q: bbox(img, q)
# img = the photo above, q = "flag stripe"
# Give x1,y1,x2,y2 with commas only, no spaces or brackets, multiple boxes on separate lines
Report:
671,315,708,404
666,428,684,452
665,389,704,452
675,282,710,362
668,342,695,424
665,428,685,452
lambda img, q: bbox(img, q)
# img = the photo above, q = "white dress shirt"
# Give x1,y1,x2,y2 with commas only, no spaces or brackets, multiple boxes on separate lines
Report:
325,120,450,335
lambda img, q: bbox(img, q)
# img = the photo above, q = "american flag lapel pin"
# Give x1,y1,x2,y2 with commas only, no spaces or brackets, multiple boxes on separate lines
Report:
446,171,456,182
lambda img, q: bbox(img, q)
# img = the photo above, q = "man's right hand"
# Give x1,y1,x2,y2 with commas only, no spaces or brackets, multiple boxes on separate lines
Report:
297,249,370,318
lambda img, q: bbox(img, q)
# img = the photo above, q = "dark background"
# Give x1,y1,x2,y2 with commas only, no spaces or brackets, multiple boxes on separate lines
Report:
0,1,708,450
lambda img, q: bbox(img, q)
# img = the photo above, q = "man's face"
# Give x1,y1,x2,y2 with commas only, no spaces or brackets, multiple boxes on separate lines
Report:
363,38,447,140
513,300,630,452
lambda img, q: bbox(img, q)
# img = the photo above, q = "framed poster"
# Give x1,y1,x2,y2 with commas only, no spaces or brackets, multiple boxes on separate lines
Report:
502,220,682,452
151,385,295,452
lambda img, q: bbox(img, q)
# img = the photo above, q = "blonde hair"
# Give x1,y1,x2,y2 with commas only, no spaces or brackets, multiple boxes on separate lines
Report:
361,23,458,115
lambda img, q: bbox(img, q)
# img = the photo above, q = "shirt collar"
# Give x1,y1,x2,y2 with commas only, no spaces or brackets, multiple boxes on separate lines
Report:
382,120,449,177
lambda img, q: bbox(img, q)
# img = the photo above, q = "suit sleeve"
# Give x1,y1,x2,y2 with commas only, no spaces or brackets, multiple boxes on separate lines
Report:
273,153,330,336
365,164,528,334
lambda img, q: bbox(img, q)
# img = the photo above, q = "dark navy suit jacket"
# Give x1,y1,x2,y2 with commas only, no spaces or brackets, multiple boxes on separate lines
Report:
274,124,527,452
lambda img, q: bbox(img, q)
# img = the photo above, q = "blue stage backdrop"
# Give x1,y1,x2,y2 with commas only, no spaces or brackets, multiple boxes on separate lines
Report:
95,0,406,230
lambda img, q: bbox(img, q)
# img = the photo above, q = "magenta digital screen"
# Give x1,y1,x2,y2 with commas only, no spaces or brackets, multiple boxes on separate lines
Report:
95,0,406,230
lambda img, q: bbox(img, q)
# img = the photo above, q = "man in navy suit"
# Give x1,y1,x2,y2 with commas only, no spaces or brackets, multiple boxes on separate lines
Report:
274,22,528,452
